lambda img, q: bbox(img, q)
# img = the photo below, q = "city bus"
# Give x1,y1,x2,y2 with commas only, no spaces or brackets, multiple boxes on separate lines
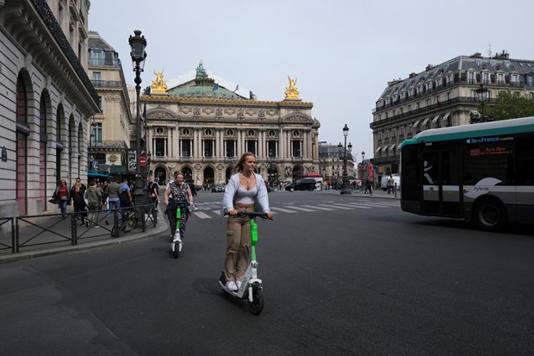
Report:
400,116,534,231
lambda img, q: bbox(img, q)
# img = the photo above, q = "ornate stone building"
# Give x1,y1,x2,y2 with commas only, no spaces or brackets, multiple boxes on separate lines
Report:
0,0,99,216
318,142,354,182
87,31,132,175
371,51,534,177
141,63,320,186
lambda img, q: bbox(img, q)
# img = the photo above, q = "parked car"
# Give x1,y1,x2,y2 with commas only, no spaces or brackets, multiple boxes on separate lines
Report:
286,178,319,191
211,184,225,193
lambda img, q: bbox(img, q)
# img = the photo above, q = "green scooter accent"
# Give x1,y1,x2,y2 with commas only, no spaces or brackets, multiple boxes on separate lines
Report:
250,218,258,262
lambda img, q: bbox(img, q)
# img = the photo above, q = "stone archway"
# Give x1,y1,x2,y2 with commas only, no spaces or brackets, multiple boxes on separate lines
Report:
181,166,193,184
293,164,303,181
204,166,214,187
154,166,166,185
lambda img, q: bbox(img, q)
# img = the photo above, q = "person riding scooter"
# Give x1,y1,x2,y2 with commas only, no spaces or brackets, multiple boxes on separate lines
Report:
222,152,272,291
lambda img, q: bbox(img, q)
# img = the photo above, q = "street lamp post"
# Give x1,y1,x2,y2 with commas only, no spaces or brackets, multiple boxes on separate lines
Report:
129,30,147,221
339,124,352,195
475,84,489,123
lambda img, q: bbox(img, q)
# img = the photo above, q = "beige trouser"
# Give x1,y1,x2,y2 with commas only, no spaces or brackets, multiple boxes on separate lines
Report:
224,204,254,282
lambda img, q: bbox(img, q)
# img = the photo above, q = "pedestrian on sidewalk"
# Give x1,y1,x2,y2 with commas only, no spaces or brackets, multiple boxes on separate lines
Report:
86,180,103,226
105,178,122,225
53,180,70,217
119,178,133,225
70,179,87,226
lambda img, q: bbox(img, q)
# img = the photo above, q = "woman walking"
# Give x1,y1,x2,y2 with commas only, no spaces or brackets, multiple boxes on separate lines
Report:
222,152,272,291
70,180,87,226
54,180,70,217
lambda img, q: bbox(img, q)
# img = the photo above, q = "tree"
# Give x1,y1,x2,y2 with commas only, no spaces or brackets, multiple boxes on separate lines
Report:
484,91,534,121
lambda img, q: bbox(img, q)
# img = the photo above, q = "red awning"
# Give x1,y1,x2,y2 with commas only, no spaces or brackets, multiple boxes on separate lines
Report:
303,172,322,177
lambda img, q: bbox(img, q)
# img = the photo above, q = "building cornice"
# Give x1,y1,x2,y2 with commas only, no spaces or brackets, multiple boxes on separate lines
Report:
140,95,313,109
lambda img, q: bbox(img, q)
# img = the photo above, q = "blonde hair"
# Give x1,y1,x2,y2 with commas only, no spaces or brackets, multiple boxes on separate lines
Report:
74,182,81,193
234,152,255,173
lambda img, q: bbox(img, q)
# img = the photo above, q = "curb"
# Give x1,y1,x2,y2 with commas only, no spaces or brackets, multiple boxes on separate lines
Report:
0,209,169,264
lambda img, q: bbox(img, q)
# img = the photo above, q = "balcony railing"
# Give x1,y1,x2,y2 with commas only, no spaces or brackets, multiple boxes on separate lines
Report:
89,58,121,67
92,80,123,88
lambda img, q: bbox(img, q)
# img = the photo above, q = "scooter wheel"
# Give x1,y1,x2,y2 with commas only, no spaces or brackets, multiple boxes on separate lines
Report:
172,242,180,259
248,287,264,315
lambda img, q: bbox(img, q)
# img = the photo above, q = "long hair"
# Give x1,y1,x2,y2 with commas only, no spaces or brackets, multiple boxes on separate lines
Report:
234,152,255,173
74,182,81,193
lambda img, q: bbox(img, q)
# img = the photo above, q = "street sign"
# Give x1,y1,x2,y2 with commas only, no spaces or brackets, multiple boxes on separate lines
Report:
139,156,147,167
128,151,137,173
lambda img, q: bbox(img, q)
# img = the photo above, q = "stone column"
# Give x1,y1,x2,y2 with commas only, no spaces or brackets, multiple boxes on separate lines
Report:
237,130,243,157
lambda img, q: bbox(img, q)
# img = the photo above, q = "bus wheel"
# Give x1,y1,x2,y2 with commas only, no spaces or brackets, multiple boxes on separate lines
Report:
473,198,507,231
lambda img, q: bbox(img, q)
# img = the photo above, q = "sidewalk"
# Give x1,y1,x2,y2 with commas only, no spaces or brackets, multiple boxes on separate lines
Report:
0,206,168,264
321,188,400,200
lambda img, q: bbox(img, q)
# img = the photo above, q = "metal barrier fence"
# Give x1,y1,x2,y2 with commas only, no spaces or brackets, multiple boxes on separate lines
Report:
0,203,158,254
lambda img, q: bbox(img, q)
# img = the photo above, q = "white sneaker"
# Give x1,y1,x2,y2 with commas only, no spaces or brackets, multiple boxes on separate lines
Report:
236,281,242,289
226,281,238,291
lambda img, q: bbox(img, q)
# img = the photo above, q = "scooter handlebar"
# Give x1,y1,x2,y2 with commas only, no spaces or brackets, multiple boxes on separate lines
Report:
224,211,273,220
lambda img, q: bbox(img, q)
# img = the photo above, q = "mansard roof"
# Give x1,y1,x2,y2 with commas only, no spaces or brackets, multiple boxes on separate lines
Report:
88,31,116,52
378,54,534,100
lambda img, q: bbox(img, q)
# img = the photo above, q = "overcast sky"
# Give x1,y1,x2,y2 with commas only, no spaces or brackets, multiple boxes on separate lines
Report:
89,0,534,161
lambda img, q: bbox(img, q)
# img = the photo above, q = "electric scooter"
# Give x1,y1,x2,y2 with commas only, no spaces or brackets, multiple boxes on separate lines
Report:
171,200,189,258
219,211,271,315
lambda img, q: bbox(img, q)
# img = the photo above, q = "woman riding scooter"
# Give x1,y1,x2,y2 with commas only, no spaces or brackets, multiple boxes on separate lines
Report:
222,152,272,291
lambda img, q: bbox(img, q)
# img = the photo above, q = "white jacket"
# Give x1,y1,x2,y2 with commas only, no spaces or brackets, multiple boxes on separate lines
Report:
222,173,270,214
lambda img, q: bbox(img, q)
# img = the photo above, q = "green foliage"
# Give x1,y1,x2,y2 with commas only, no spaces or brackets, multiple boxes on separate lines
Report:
485,91,534,121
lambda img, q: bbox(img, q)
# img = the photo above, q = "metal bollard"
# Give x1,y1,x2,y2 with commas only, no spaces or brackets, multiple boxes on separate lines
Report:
394,183,398,198
11,218,16,254
113,208,119,238
71,214,78,245
15,217,19,253
142,206,146,232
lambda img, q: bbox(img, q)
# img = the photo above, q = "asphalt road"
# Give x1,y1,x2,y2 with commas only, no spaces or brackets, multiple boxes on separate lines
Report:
1,191,533,355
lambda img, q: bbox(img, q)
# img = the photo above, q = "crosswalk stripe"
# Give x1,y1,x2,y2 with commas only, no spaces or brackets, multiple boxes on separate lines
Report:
301,204,334,211
212,210,221,215
271,206,298,213
193,211,211,219
332,203,371,209
355,203,394,207
283,206,316,212
318,204,352,210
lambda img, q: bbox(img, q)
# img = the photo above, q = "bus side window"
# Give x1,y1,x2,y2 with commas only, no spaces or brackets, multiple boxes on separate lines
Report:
516,138,534,185
464,141,513,185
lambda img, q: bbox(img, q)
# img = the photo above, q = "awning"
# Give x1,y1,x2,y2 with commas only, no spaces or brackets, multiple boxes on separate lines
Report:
390,144,397,150
87,171,111,178
397,143,402,149
412,120,420,128
441,112,451,122
431,115,441,124
421,117,430,127
375,146,382,153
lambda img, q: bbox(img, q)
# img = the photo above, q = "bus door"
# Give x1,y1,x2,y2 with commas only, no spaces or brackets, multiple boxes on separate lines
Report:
422,146,463,217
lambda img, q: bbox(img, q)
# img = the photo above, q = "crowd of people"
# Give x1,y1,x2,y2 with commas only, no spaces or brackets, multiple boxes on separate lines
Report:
51,176,160,228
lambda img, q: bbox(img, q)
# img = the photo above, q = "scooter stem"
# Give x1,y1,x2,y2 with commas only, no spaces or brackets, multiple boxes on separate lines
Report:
250,218,258,261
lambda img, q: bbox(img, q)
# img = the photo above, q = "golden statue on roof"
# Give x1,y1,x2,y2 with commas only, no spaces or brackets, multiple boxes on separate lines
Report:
151,70,168,95
284,76,300,100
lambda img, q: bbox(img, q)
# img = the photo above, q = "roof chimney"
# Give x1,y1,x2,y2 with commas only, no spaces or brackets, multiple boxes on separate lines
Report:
470,52,482,58
425,64,434,71
409,72,417,78
494,50,509,60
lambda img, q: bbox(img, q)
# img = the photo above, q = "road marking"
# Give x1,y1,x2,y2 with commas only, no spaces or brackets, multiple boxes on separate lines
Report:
318,204,352,210
212,210,221,215
332,203,371,209
284,206,316,212
301,204,334,211
356,202,395,207
193,211,211,219
271,206,298,213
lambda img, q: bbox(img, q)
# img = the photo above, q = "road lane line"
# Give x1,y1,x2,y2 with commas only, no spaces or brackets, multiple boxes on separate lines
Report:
329,203,371,209
319,204,352,210
284,206,316,212
301,205,334,211
271,207,298,213
193,211,212,219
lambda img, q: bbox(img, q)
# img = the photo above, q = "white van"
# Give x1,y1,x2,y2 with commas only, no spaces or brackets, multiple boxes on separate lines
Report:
380,174,400,190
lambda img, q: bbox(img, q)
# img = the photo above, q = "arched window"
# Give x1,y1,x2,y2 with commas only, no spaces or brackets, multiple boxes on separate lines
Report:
77,123,83,177
39,91,50,211
56,104,64,185
16,72,30,215
68,115,75,184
